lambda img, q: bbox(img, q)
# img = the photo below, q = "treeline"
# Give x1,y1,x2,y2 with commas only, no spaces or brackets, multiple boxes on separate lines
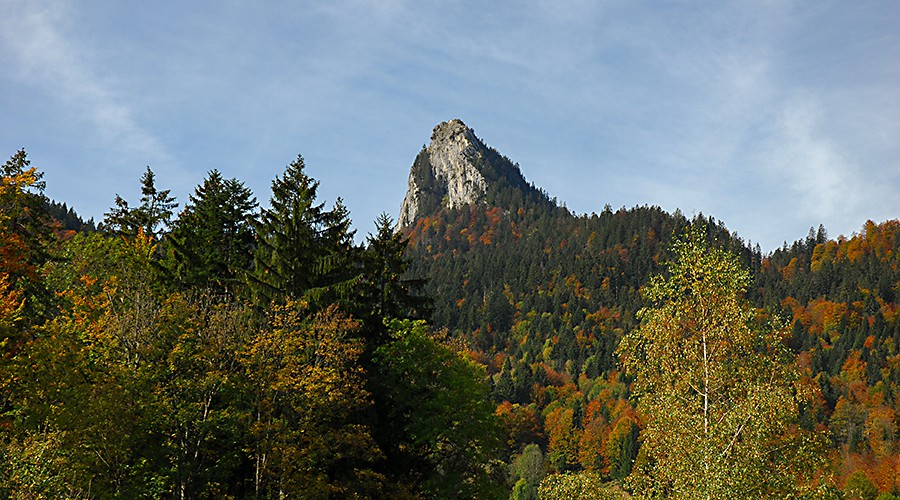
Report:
5,139,900,497
404,144,900,496
0,150,505,498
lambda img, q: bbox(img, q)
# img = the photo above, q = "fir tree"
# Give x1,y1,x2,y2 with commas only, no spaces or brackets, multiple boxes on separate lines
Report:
251,154,358,306
168,170,258,295
103,166,177,241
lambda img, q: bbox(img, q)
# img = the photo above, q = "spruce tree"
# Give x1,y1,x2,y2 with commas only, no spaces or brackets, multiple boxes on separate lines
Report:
359,213,429,339
169,170,258,295
251,154,358,306
103,166,177,241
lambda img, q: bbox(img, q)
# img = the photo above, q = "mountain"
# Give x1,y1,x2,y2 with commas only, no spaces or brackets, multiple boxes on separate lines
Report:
397,119,900,488
398,119,551,229
398,119,753,374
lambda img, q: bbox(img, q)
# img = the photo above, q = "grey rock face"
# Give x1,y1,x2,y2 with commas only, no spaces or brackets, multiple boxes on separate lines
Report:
398,119,488,229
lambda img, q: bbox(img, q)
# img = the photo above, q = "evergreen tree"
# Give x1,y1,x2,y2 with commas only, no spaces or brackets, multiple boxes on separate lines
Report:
168,170,257,295
251,154,358,306
357,213,429,344
103,166,177,241
44,199,96,233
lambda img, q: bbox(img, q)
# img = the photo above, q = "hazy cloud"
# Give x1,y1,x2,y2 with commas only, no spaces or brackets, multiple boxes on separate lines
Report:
0,0,896,249
0,0,171,166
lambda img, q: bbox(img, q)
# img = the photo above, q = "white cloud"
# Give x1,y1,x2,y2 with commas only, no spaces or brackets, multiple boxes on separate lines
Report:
0,0,171,167
762,94,866,230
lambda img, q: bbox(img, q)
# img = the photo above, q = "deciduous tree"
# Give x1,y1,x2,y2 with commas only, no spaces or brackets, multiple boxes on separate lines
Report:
372,319,504,498
617,229,827,498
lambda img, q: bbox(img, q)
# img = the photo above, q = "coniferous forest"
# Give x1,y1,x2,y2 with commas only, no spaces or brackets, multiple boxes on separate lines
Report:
2,143,900,499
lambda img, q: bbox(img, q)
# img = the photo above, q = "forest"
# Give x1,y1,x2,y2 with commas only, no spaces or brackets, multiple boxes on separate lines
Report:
402,143,900,499
2,146,900,499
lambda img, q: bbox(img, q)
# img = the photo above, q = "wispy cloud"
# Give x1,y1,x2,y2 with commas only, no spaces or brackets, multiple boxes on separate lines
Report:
0,0,170,166
763,94,866,227
0,0,895,248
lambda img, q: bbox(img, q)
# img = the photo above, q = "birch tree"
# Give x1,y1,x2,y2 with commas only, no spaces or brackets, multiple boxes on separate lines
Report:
617,229,826,498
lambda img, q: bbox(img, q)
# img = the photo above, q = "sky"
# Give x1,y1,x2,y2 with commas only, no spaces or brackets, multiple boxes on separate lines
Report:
1,0,898,252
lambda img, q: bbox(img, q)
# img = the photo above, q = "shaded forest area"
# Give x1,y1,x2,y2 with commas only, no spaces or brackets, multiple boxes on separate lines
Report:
0,150,501,498
2,145,900,499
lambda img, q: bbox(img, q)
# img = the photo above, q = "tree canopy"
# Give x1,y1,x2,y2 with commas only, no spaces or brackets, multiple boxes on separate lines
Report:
617,230,827,498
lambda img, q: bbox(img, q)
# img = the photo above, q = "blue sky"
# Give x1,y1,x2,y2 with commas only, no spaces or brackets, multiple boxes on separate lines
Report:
1,0,897,251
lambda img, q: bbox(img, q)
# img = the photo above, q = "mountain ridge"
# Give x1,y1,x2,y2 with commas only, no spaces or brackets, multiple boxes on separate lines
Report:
396,120,900,490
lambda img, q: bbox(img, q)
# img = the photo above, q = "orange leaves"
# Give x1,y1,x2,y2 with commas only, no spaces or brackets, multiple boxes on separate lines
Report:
832,219,900,264
545,406,578,471
0,233,33,280
0,273,24,341
810,298,850,338
577,414,607,472
782,257,800,282
496,402,543,450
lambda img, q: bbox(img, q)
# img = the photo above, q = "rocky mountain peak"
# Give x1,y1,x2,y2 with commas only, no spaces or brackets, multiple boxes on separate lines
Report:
397,119,489,229
429,118,475,145
397,119,550,230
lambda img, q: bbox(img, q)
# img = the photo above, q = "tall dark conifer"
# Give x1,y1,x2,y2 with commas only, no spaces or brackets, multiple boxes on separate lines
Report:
169,170,258,295
251,154,358,306
103,166,177,241
356,213,430,346
367,215,428,317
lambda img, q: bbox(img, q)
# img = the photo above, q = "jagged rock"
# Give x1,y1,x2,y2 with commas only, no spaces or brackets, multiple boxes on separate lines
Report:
398,119,489,229
397,119,551,230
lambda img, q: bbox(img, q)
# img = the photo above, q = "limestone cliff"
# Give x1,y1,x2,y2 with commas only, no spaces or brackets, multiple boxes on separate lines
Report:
398,119,489,229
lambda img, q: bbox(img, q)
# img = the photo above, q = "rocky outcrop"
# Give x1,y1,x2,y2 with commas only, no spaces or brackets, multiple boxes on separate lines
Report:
398,119,489,229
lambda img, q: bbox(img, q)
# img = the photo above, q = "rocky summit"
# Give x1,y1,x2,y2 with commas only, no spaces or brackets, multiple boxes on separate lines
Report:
398,119,491,229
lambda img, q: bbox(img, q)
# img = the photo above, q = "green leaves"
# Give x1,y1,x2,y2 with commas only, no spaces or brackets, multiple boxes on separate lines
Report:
373,319,504,498
618,228,827,498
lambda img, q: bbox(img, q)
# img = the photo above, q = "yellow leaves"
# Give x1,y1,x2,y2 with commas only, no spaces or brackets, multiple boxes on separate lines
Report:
0,165,41,196
545,405,580,471
618,229,819,497
246,300,369,415
244,302,381,495
538,471,618,500
0,273,25,335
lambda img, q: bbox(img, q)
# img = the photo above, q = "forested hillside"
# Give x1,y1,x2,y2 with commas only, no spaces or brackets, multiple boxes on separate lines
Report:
401,128,900,496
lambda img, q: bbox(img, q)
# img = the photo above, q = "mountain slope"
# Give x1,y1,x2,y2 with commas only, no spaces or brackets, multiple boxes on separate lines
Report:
399,119,755,376
398,119,900,489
